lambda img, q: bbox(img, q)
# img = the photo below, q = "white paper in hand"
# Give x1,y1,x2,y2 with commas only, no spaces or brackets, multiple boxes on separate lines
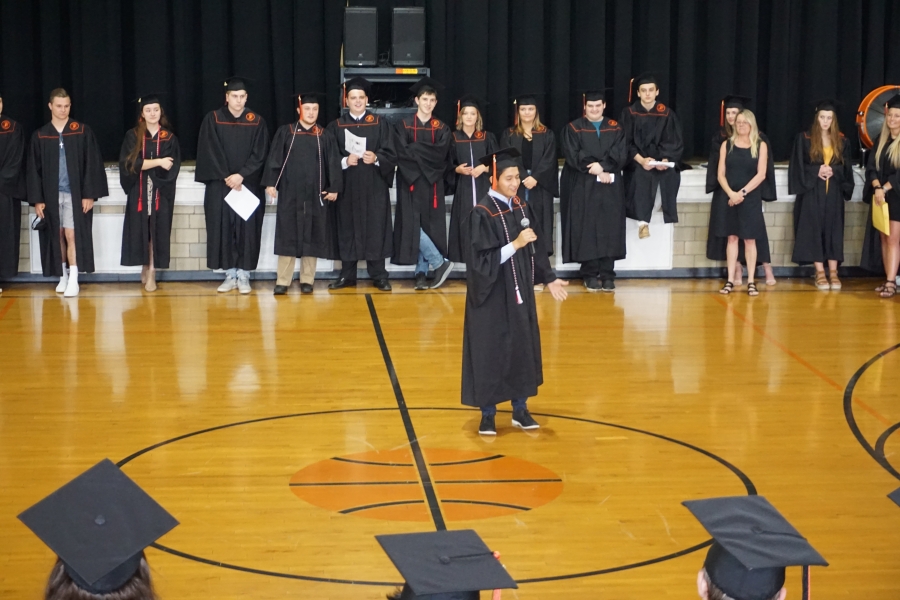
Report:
596,174,616,183
647,160,676,168
345,131,366,158
225,187,261,221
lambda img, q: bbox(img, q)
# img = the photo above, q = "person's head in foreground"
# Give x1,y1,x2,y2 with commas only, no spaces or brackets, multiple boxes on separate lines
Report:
684,496,827,600
377,529,516,600
18,459,179,600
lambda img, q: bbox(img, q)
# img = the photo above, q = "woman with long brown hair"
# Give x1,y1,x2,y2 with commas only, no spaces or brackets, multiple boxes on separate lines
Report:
499,94,559,262
788,99,855,290
716,109,769,297
118,94,181,292
867,94,900,298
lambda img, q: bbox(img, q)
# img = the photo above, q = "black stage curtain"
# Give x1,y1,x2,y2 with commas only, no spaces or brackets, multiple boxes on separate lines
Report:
1,0,898,162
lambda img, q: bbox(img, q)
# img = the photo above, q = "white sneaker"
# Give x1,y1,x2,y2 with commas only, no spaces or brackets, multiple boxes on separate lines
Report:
63,277,80,298
217,276,238,293
237,274,252,294
56,272,69,293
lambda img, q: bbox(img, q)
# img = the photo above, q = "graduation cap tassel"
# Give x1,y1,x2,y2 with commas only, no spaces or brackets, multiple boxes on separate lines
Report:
514,99,518,126
492,156,497,190
582,93,586,117
720,100,725,128
628,78,635,104
457,100,460,121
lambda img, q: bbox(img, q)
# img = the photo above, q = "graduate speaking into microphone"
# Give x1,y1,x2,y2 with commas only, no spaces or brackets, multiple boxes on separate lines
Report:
461,148,568,436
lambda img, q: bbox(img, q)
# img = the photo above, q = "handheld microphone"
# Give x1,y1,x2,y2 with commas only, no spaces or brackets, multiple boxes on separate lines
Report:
520,217,536,255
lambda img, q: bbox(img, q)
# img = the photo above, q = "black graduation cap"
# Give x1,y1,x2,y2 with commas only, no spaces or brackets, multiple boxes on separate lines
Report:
812,98,842,113
580,88,613,116
457,94,487,119
223,76,252,92
628,72,659,103
885,94,900,110
721,95,752,126
889,486,900,507
683,496,827,600
376,530,517,599
18,459,179,595
133,93,165,109
343,77,372,95
510,93,544,125
294,92,326,107
410,76,446,97
478,148,522,190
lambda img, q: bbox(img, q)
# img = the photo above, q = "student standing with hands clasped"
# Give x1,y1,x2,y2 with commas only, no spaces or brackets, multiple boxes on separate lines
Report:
867,94,900,298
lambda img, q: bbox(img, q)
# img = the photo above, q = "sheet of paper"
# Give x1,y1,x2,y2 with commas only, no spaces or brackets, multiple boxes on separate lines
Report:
596,174,616,183
873,197,891,236
225,187,261,221
345,130,366,157
647,160,676,168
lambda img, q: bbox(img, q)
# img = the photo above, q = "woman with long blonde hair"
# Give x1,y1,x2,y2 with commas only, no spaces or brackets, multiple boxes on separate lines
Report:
788,100,855,290
499,94,559,264
448,94,497,263
716,109,769,296
118,94,180,292
867,94,900,298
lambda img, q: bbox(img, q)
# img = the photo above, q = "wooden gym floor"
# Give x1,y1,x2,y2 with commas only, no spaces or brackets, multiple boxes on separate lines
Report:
0,278,899,599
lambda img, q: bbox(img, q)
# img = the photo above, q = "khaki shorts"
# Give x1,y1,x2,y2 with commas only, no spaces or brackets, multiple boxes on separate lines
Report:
59,192,74,229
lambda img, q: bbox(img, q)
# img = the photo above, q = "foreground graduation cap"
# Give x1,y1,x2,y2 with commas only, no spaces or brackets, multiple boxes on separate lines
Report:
410,76,446,97
684,496,827,600
18,459,179,595
478,148,522,190
889,486,900,508
720,95,753,126
377,530,517,599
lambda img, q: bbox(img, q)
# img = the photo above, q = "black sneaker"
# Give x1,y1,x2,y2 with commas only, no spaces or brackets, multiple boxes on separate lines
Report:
430,260,454,289
512,409,540,430
414,273,428,290
601,280,616,292
583,276,602,292
478,414,497,435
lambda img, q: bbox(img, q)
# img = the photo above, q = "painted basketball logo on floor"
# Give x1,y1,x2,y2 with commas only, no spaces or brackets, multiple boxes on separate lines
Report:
289,447,563,521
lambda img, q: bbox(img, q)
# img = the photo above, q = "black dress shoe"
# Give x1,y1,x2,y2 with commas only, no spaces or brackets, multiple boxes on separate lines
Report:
583,276,602,292
601,280,616,292
414,273,428,290
478,414,497,435
273,285,288,295
299,283,314,294
328,277,356,290
373,278,392,292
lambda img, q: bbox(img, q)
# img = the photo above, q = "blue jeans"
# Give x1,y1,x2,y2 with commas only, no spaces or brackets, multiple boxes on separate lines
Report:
481,398,528,417
416,229,444,275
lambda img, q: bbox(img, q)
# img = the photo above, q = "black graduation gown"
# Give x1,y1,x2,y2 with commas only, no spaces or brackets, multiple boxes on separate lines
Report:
559,117,628,263
0,116,25,279
447,129,497,263
461,193,556,408
261,122,342,259
393,115,451,264
620,101,684,223
499,126,559,255
26,119,108,276
118,128,181,268
788,133,855,264
326,112,397,263
195,107,270,271
860,138,900,274
705,130,774,264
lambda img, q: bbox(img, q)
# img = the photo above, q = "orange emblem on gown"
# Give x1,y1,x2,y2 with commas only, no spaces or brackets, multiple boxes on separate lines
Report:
365,114,375,123
245,112,256,122
0,120,9,130
607,119,618,126
431,119,440,128
160,130,169,139
656,104,666,112
475,131,484,139
69,122,79,130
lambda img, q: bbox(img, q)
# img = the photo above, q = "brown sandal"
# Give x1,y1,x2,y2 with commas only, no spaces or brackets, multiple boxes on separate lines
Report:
747,282,759,297
815,271,829,291
829,275,842,290
880,281,896,299
719,281,734,295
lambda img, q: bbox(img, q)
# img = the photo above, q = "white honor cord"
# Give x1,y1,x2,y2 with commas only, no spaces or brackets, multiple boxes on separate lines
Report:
490,197,525,305
273,121,299,191
272,121,324,207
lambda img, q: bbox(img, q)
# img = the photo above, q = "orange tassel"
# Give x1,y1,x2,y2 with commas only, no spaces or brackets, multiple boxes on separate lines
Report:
456,100,460,121
628,77,635,103
342,84,346,108
582,93,586,117
492,156,497,190
513,99,518,126
719,100,724,128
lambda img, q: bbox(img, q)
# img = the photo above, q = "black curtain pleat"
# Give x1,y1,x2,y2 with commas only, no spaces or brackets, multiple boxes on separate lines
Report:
1,0,897,162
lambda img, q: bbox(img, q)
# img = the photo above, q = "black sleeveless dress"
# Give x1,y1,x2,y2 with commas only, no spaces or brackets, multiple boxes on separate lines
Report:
716,144,767,240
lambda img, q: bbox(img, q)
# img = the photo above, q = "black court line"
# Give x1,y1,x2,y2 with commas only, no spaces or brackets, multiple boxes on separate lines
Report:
843,342,900,482
331,456,414,467
435,479,563,484
442,499,531,511
874,421,900,468
430,454,504,466
289,481,418,487
366,294,446,530
341,500,425,514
